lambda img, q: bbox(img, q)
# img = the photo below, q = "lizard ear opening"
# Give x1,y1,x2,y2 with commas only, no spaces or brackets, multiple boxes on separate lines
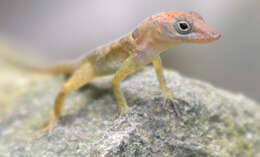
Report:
174,20,192,35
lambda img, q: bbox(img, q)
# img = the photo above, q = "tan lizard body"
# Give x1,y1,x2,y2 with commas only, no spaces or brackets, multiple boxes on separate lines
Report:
35,11,221,133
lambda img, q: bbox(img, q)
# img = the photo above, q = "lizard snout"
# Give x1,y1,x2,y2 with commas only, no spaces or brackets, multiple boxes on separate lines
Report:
192,23,221,44
211,32,221,41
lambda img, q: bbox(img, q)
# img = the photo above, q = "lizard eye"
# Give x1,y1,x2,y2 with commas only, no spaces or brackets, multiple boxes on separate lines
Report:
174,20,192,35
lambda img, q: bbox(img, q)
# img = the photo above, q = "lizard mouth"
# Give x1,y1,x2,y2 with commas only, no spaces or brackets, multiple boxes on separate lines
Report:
193,33,221,44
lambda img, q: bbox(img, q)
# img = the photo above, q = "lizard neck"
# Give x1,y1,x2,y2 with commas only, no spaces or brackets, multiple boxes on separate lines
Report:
133,25,180,53
132,30,179,65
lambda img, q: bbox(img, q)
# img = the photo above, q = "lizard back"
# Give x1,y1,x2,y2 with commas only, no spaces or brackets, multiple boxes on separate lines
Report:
85,34,136,76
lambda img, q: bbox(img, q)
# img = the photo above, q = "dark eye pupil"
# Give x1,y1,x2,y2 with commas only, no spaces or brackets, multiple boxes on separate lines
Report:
174,20,192,34
179,23,188,30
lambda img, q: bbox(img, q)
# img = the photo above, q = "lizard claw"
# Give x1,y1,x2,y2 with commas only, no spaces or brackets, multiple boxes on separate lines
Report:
163,95,183,120
43,111,59,133
116,106,130,118
32,112,59,139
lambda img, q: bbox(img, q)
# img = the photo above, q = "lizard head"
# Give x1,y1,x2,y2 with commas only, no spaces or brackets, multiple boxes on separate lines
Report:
156,11,221,44
134,11,221,47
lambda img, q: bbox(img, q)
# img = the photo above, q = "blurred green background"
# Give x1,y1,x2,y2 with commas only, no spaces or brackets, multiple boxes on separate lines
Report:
0,1,259,102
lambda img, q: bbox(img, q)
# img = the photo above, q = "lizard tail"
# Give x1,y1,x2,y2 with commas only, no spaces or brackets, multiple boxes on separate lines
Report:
0,39,81,75
21,60,80,75
5,57,81,75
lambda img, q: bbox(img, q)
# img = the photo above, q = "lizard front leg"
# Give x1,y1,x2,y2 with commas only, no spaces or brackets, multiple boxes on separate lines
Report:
152,56,173,100
112,55,141,115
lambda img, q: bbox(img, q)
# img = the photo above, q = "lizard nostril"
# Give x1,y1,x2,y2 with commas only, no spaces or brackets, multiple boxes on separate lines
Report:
211,33,221,40
214,33,221,40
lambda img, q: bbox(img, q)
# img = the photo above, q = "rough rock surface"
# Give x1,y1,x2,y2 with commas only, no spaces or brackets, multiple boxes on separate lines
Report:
0,58,260,157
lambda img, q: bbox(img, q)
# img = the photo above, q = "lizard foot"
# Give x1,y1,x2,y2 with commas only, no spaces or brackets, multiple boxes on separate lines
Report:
115,106,130,118
32,112,59,139
41,112,59,133
164,95,183,120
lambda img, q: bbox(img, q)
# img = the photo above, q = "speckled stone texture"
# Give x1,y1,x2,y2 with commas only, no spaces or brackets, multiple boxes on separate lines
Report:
0,58,260,157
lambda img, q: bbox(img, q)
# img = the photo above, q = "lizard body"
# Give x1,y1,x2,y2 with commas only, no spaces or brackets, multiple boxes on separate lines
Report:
39,11,221,132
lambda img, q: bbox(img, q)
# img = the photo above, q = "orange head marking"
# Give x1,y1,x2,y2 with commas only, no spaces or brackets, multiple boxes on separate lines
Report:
143,11,221,45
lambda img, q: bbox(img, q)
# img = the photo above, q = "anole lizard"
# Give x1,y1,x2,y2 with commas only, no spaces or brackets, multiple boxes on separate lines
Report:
30,11,221,133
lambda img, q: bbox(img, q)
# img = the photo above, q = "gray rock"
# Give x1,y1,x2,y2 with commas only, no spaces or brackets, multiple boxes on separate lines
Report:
0,58,260,157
